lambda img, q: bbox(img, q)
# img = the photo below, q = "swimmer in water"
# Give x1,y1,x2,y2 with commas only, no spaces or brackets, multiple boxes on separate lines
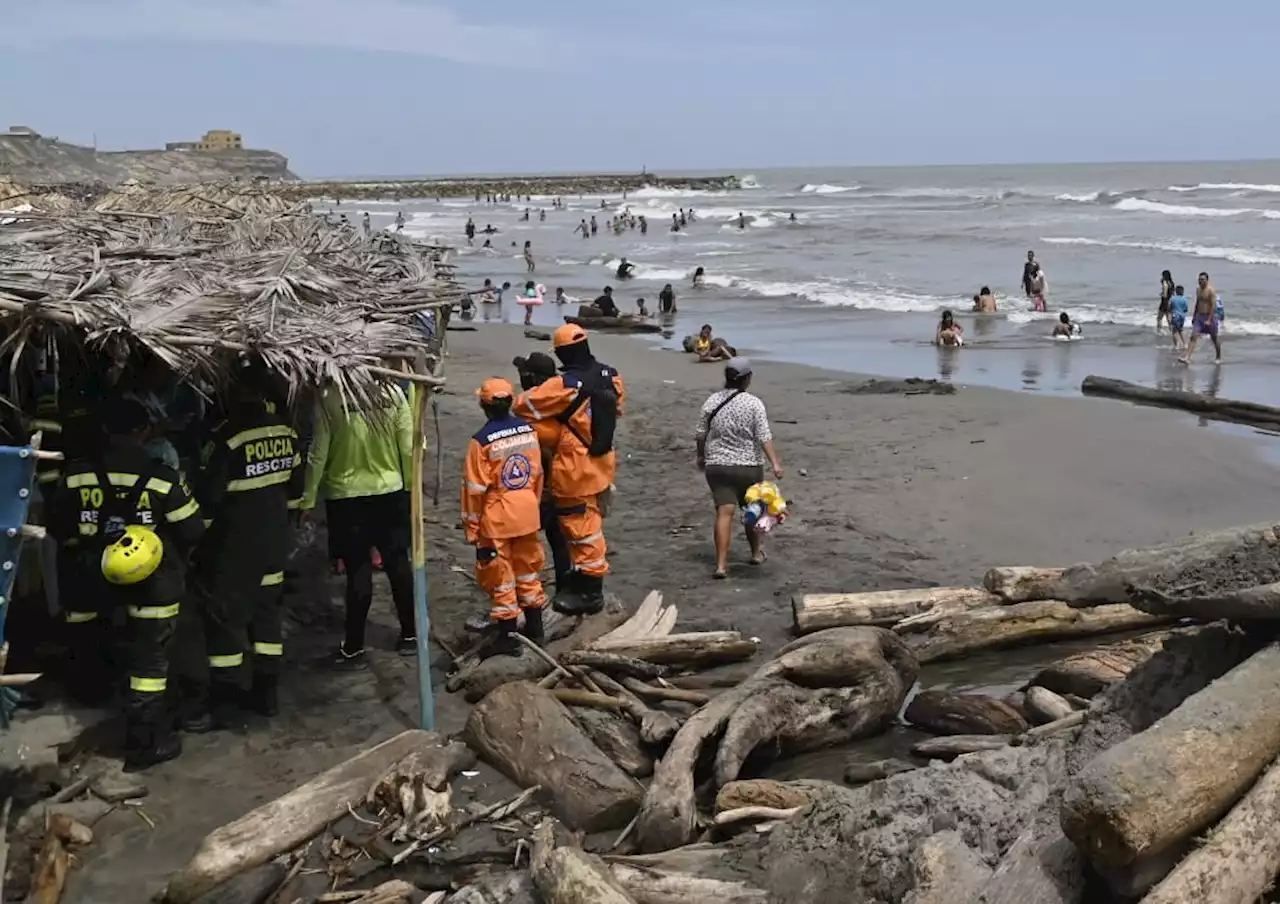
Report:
671,214,681,233
554,287,568,305
615,257,636,280
737,212,747,229
975,286,997,313
635,298,650,318
692,266,706,288
789,212,797,223
1052,311,1080,338
934,310,963,346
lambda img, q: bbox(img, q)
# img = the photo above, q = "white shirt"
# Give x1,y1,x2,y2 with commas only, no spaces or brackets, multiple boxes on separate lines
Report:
695,390,772,467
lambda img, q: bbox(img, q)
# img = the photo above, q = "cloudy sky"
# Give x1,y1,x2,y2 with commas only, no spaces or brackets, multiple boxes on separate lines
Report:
2,0,1274,177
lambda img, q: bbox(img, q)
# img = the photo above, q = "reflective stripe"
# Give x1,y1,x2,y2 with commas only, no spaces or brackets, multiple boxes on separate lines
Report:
260,571,285,586
203,518,214,528
571,533,603,546
130,676,166,693
166,498,200,523
37,470,61,485
523,398,544,420
65,472,172,494
464,480,488,493
65,611,98,624
492,581,516,593
208,653,245,668
287,498,302,510
517,592,545,603
253,642,283,656
577,558,607,570
492,602,521,618
31,419,62,434
461,513,481,522
515,573,540,582
227,424,297,450
127,604,180,620
78,523,98,537
227,471,293,493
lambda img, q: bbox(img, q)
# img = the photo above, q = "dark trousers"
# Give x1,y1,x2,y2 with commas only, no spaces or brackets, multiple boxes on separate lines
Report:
63,573,180,737
327,492,415,650
541,495,571,582
252,572,285,677
198,567,285,687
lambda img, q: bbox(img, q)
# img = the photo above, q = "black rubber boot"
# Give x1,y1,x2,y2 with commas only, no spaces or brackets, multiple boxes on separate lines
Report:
182,683,245,733
250,674,279,718
519,607,545,643
478,619,522,660
556,573,604,616
123,713,182,773
465,612,500,634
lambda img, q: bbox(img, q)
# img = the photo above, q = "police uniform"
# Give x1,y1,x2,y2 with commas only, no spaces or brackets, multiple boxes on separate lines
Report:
193,403,303,721
50,444,204,766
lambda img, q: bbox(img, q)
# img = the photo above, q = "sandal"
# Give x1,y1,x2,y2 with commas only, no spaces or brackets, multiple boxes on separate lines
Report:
713,570,728,580
749,551,768,566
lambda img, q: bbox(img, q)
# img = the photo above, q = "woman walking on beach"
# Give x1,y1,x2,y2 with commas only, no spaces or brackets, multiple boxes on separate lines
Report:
695,358,783,579
1158,270,1175,333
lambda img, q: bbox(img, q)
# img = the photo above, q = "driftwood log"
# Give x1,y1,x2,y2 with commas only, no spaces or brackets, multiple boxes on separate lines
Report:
1061,643,1280,870
164,730,452,904
607,845,771,904
564,315,663,334
843,758,918,785
911,735,1014,759
1028,632,1172,698
571,708,654,779
904,691,1029,736
1081,375,1280,430
791,587,996,633
635,627,917,852
1053,521,1280,605
465,682,641,832
531,821,637,904
903,600,1172,663
449,605,630,702
449,871,538,904
983,567,1068,603
1024,687,1075,725
1140,754,1280,904
590,632,758,668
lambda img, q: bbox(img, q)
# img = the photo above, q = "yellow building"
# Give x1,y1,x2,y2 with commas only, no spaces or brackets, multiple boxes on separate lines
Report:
197,130,243,152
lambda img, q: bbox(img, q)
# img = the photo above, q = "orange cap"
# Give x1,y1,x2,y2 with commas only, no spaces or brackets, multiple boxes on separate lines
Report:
553,323,588,348
476,377,515,403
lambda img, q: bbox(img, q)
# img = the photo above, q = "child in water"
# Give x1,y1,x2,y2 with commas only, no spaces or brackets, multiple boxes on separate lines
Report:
517,281,544,326
934,310,963,346
1168,285,1189,349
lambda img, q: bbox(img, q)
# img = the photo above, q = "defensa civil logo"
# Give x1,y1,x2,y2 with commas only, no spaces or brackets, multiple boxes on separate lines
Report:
501,454,532,490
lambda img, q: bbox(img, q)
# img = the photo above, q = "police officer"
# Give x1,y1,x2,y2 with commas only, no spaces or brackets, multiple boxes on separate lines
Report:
188,361,302,729
50,397,204,771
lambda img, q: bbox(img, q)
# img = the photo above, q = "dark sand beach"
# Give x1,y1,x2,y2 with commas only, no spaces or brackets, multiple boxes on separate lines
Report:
65,322,1280,901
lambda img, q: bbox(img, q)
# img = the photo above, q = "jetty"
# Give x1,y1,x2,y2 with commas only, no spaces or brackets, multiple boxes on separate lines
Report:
279,172,741,202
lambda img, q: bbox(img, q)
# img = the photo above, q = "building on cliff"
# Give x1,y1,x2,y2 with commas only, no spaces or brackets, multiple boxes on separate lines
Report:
0,125,296,185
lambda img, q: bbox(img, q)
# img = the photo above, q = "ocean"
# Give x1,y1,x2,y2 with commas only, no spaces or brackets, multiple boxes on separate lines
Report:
329,161,1280,405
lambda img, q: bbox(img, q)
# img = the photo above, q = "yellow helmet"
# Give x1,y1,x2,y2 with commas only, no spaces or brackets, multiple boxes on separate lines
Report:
101,526,164,586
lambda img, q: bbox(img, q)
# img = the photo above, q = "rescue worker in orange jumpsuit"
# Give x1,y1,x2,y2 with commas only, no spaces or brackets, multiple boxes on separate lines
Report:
461,378,547,655
514,324,625,615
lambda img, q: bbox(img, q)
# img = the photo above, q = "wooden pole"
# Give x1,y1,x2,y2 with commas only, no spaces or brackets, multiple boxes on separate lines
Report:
409,372,436,731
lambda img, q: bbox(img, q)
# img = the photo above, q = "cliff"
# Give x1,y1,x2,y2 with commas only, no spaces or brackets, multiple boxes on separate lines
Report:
0,136,296,185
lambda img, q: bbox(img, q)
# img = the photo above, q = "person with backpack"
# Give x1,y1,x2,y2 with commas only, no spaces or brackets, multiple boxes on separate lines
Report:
50,397,205,771
695,358,783,579
514,324,626,615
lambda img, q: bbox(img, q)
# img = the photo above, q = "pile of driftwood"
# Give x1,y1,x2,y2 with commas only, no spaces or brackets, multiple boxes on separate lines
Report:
277,174,741,203
161,523,1280,903
91,181,299,218
0,201,460,406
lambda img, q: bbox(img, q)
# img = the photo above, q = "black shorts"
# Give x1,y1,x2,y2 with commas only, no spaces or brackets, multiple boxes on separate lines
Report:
326,491,411,561
705,464,764,508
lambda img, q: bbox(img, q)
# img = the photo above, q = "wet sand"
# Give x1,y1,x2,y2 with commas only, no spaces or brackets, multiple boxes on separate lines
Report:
65,322,1280,901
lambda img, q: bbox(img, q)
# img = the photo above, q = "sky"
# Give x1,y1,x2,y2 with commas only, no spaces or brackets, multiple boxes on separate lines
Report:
2,0,1277,178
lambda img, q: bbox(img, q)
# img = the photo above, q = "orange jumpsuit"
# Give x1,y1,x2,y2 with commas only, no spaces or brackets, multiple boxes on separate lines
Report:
461,414,546,620
514,364,626,578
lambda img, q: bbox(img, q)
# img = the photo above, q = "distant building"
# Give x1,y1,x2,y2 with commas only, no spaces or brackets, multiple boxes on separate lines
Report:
3,125,40,138
165,141,199,151
197,130,243,152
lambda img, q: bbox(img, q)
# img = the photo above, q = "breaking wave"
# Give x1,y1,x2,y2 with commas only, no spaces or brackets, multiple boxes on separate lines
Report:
1041,236,1280,267
1112,198,1280,219
800,183,857,194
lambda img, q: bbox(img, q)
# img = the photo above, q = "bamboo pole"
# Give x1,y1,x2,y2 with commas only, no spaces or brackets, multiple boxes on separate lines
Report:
409,369,436,731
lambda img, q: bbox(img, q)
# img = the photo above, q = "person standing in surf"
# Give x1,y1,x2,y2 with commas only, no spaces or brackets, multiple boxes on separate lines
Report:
1021,250,1037,297
1180,272,1223,365
1168,284,1189,350
1157,270,1175,333
524,241,536,273
1028,263,1047,312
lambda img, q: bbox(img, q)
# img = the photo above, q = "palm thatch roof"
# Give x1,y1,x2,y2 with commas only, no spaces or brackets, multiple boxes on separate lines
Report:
0,201,460,408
